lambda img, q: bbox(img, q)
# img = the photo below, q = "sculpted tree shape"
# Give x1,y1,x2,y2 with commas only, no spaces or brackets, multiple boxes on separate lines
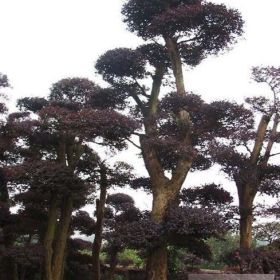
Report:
10,77,138,280
209,66,280,250
90,161,134,280
96,1,244,278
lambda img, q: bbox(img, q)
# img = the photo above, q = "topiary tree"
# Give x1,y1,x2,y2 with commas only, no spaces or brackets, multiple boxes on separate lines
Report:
9,77,138,280
96,1,244,278
101,193,142,280
90,161,134,280
209,66,280,250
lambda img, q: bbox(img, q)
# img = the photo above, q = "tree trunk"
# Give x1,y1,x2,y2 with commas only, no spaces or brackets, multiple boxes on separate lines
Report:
165,37,185,96
0,256,18,280
238,185,256,250
106,251,118,280
59,249,67,280
144,37,192,280
237,113,272,251
146,188,176,280
239,207,253,250
52,196,73,280
92,167,108,280
146,246,168,280
250,115,271,164
43,195,59,280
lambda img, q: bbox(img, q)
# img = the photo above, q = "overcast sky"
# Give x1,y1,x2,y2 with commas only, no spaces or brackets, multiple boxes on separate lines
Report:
1,0,280,210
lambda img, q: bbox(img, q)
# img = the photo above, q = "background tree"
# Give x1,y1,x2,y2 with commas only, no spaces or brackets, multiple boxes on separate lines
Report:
0,74,22,280
209,66,280,250
6,77,138,280
90,161,134,280
254,222,280,245
101,193,142,280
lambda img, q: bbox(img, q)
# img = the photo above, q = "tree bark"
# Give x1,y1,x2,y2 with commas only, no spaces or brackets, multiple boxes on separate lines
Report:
236,113,273,251
144,37,192,280
165,37,185,96
238,184,256,250
43,195,59,280
146,246,168,280
106,251,118,280
262,113,279,164
250,115,271,165
52,196,73,280
146,187,177,280
92,166,108,280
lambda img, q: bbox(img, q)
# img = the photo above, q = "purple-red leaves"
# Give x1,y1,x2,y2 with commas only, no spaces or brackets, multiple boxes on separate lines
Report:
148,3,203,37
96,48,146,83
72,211,96,236
49,77,99,105
17,97,48,113
137,43,170,68
122,0,243,63
180,183,233,206
165,206,230,242
9,161,87,203
66,108,139,148
122,0,201,39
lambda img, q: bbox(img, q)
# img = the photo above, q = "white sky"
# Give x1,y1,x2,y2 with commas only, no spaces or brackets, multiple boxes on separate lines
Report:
1,0,280,211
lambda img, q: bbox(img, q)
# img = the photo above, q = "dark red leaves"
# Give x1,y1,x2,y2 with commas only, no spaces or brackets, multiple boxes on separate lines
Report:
96,48,146,83
49,77,99,105
180,183,233,206
122,0,244,63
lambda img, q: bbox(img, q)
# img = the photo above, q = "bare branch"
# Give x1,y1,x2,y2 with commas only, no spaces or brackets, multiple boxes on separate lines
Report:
125,137,141,149
133,78,149,98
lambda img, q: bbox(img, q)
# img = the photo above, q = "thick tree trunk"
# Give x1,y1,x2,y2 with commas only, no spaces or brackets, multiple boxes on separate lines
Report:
52,196,73,280
146,188,177,280
236,113,272,251
239,209,253,250
43,195,59,280
238,185,256,250
146,246,168,280
92,167,108,280
59,249,67,280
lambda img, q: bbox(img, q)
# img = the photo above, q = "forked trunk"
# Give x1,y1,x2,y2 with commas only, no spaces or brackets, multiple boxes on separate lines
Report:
145,37,191,280
52,196,73,280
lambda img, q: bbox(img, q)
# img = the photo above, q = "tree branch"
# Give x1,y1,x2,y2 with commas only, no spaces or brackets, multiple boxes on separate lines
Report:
125,137,141,149
262,113,279,164
133,78,149,98
250,114,271,165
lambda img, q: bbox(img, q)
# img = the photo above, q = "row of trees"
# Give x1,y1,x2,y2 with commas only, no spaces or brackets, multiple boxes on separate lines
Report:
1,0,280,279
